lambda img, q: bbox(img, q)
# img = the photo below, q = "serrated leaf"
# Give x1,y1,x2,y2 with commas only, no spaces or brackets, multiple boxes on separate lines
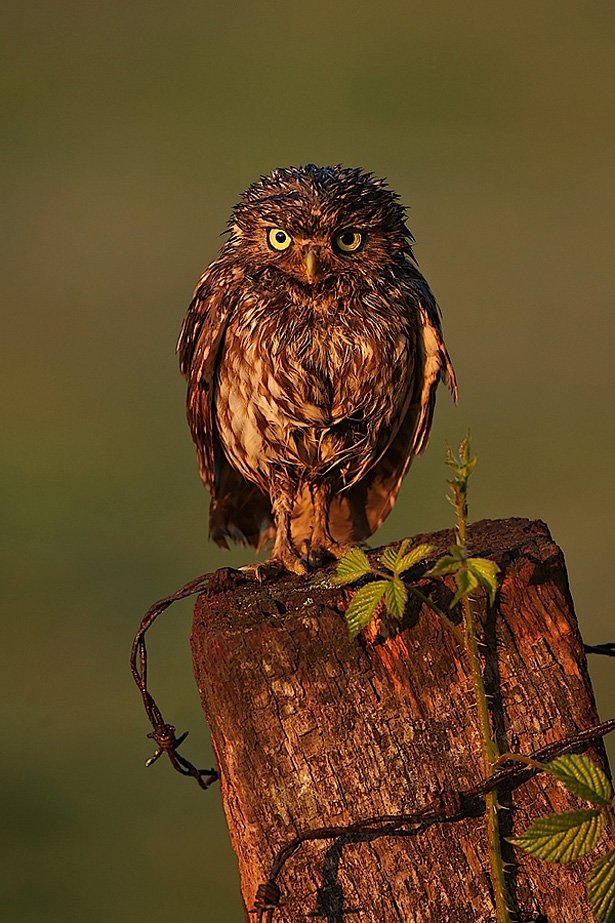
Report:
545,754,613,806
446,435,477,479
385,577,408,619
427,555,460,577
459,433,476,467
333,548,371,586
467,557,500,604
450,568,479,608
588,849,615,922
344,580,389,639
509,809,603,863
395,543,434,575
380,543,405,573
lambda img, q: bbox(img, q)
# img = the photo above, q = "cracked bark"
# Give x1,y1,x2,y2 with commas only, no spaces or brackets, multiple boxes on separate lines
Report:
191,518,613,922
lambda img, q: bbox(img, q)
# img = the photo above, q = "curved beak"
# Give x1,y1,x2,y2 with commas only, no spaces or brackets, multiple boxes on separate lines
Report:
304,249,323,284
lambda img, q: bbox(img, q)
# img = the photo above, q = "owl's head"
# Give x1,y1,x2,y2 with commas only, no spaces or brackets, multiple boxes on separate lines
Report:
226,164,414,287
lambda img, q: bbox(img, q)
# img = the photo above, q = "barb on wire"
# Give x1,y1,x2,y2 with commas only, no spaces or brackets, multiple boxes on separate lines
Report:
253,717,615,921
252,881,281,923
130,567,244,788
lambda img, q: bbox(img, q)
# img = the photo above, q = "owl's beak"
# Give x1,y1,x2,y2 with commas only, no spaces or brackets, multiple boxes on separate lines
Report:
304,249,323,284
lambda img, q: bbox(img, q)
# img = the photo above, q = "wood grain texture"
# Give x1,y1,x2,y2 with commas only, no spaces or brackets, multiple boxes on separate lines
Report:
191,518,613,921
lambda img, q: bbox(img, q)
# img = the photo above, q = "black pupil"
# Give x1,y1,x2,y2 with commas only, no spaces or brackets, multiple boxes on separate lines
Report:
342,233,355,245
275,231,286,243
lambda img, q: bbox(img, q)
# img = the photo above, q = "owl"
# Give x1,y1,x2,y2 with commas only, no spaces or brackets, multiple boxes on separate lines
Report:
178,164,457,576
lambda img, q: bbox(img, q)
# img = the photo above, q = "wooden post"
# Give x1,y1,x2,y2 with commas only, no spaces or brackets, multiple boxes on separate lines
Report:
191,518,613,921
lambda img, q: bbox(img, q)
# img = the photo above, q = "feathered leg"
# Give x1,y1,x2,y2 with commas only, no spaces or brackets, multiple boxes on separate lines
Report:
310,482,352,564
239,471,306,579
269,478,307,575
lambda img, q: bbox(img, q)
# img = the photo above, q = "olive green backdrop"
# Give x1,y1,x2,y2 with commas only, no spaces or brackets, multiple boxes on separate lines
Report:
3,2,614,920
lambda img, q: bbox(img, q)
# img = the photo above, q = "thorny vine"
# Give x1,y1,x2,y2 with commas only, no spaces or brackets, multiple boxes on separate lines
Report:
131,567,614,921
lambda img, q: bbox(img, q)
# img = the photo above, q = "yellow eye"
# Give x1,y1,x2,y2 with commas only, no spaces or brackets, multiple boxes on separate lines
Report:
267,228,292,251
335,230,363,253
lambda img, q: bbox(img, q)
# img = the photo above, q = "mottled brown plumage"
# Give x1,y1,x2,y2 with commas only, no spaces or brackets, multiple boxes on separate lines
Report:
178,165,457,574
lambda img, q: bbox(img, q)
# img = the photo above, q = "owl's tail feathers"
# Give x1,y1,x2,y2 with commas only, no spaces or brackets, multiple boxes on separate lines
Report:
209,465,274,550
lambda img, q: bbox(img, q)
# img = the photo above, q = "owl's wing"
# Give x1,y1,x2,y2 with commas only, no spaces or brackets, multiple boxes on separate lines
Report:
177,269,274,549
403,285,457,458
177,270,231,490
327,283,457,543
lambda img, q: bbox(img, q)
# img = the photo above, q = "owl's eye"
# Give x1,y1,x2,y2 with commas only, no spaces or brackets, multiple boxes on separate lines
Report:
334,230,363,253
267,228,292,251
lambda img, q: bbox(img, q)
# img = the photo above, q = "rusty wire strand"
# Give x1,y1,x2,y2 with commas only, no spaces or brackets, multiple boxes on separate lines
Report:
130,571,224,789
584,642,615,657
253,717,615,921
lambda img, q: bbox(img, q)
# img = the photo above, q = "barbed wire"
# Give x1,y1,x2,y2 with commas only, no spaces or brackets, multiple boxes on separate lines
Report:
130,567,245,788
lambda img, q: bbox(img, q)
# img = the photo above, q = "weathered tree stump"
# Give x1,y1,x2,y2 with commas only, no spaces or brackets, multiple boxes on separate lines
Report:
191,518,613,921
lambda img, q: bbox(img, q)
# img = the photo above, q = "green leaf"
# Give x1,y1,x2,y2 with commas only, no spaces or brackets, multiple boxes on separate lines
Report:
467,557,500,604
379,540,433,576
546,754,613,806
509,809,603,863
427,555,460,577
380,541,408,573
333,548,371,586
344,580,389,639
588,849,615,922
385,577,408,619
459,433,476,467
396,543,434,575
446,434,477,481
450,568,479,608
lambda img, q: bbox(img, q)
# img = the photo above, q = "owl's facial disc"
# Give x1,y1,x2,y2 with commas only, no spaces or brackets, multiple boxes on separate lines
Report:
263,224,367,285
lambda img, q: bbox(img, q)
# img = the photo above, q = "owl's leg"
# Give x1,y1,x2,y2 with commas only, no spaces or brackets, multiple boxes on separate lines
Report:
237,473,306,580
310,482,352,564
268,473,307,576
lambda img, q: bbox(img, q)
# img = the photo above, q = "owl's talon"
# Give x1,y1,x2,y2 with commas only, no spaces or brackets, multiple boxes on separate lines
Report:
274,553,308,577
239,561,284,583
329,541,363,560
311,541,357,563
239,555,307,581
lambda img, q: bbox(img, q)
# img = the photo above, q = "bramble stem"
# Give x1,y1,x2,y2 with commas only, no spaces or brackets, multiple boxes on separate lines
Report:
373,566,466,648
372,568,466,650
451,449,511,923
463,592,510,923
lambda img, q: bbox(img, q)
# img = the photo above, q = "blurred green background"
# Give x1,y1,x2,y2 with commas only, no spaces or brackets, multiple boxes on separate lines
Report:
3,1,614,920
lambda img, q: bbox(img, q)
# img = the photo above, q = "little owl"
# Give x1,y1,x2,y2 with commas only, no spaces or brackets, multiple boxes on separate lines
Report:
178,164,457,575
